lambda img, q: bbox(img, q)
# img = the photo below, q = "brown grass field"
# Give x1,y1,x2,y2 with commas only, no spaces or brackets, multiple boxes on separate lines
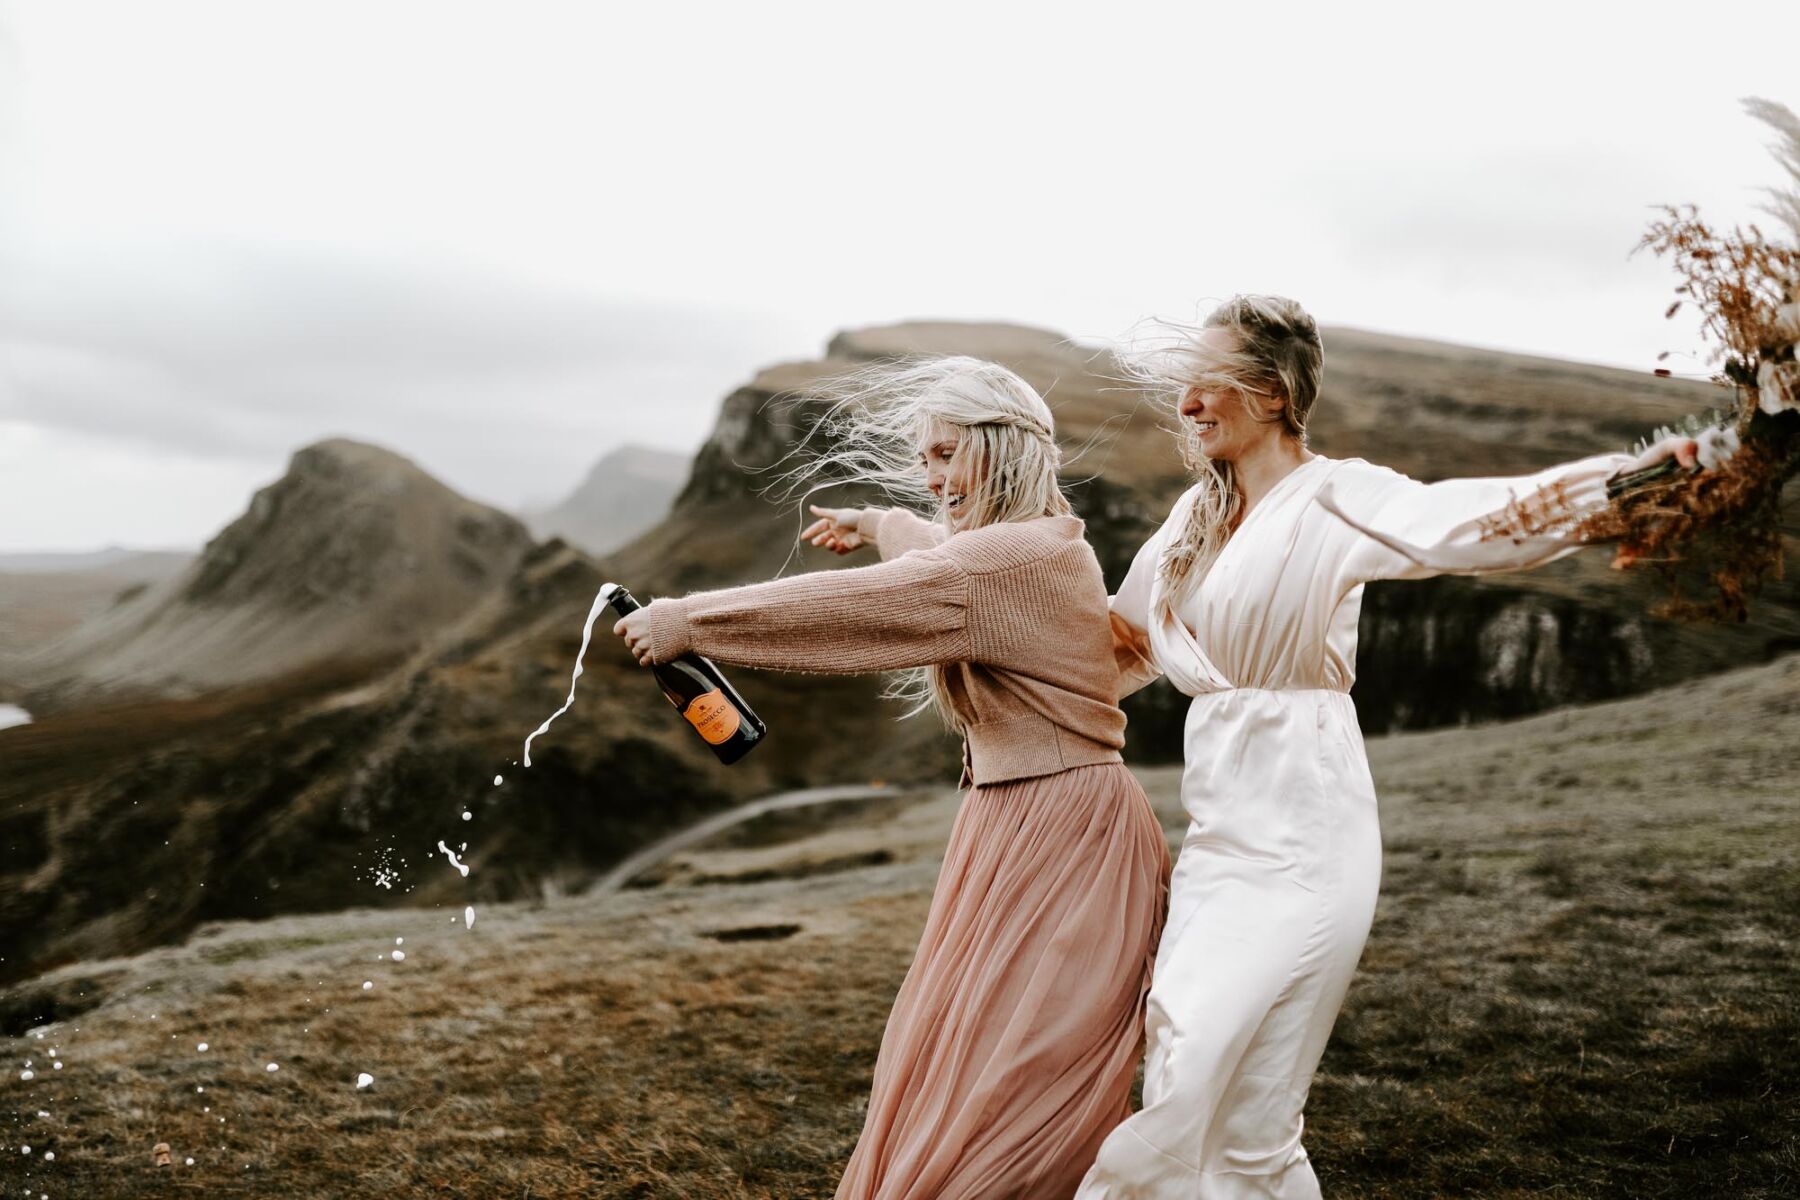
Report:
3,654,1796,1198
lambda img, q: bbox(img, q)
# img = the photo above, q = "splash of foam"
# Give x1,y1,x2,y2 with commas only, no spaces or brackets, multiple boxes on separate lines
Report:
520,585,614,767
435,841,470,878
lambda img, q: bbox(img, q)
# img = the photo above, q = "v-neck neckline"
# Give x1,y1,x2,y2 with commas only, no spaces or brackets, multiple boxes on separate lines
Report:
1165,456,1325,631
1226,454,1322,544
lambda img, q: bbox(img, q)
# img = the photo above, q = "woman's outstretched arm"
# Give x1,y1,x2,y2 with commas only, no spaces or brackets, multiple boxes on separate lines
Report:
867,508,949,559
625,549,974,675
1317,438,1696,585
803,505,948,561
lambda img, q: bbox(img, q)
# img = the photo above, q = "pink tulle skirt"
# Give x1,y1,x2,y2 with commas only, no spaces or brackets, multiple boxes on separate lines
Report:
835,762,1170,1200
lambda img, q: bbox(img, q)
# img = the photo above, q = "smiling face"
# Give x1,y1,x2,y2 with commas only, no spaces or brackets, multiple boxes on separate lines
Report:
1176,327,1289,464
920,424,981,528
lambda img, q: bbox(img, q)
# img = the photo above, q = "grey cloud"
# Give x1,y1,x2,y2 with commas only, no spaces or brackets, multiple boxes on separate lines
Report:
0,239,816,506
1315,146,1691,282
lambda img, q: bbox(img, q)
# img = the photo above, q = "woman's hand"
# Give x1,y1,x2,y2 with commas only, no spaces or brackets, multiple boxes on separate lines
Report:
801,505,868,554
614,609,655,666
1625,434,1701,474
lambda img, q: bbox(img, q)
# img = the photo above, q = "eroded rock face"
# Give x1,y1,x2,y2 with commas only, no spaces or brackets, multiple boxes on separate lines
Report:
24,438,534,707
1353,581,1659,733
677,376,841,510
187,439,527,611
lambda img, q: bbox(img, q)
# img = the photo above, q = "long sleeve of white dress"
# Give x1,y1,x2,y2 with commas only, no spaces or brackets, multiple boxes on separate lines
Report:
1315,452,1636,586
1108,506,1183,700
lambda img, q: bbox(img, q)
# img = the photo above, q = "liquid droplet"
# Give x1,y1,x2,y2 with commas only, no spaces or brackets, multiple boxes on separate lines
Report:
435,841,471,877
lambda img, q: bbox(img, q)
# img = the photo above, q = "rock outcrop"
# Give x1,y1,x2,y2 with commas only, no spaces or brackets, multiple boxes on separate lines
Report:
21,439,533,709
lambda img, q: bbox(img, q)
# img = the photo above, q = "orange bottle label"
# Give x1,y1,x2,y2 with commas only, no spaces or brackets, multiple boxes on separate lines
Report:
684,688,742,745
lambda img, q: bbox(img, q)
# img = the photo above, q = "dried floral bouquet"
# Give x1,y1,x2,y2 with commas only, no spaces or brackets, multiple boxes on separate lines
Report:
1579,98,1800,621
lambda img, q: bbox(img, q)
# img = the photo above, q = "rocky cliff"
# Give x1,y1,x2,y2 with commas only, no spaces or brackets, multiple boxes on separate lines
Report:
20,439,533,708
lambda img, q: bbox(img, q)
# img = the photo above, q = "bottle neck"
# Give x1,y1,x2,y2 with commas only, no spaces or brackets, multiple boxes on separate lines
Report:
601,583,641,617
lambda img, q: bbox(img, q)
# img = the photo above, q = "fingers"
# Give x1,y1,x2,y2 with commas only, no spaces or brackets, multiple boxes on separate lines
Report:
613,614,654,665
1675,437,1699,469
809,504,858,529
803,512,863,552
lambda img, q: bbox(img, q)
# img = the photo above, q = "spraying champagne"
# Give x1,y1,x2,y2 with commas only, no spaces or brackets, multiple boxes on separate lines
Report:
602,583,766,765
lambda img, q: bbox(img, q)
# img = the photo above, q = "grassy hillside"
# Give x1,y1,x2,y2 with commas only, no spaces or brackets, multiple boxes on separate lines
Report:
19,440,532,709
0,552,191,697
4,654,1793,1198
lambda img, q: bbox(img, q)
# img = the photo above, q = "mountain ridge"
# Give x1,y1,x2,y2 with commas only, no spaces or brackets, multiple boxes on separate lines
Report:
20,438,533,709
523,443,689,557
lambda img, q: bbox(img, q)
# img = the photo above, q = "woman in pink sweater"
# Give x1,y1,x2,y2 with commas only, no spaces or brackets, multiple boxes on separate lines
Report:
614,357,1169,1200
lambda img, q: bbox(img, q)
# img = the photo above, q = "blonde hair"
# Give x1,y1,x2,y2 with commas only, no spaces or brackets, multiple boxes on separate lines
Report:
776,355,1071,726
1124,295,1322,603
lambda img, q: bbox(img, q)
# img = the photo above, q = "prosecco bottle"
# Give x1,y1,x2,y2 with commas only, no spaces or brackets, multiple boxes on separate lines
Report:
602,583,766,765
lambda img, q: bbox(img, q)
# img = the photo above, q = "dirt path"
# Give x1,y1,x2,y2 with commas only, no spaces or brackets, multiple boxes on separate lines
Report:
591,783,902,893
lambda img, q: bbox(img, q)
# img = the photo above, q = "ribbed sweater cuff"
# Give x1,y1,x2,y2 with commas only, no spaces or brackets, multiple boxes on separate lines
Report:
645,597,695,663
869,507,940,561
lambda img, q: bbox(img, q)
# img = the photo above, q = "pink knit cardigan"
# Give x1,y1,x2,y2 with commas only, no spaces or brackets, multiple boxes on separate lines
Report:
644,508,1127,786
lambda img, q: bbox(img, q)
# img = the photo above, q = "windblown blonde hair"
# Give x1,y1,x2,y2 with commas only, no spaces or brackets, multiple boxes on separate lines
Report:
776,355,1071,726
1124,295,1323,604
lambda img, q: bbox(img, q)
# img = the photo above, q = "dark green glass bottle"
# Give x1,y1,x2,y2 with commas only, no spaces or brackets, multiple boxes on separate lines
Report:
603,583,766,765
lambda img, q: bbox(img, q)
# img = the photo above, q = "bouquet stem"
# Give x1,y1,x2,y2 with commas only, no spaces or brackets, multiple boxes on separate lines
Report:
1605,458,1695,499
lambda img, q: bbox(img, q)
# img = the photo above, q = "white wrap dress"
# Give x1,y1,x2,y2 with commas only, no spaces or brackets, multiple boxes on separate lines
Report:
1077,449,1633,1199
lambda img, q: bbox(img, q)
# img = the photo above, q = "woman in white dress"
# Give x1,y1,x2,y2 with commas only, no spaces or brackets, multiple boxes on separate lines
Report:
1077,295,1704,1199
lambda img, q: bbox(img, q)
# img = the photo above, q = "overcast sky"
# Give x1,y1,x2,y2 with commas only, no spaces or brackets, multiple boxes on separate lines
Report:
2,0,1797,552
